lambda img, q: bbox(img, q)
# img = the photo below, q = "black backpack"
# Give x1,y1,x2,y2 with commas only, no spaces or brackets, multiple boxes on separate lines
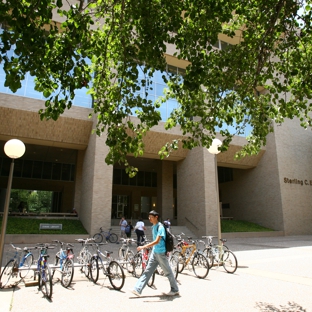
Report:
158,223,174,252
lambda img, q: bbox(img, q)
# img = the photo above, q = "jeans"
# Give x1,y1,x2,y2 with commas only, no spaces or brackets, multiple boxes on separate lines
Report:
136,230,145,246
134,252,179,294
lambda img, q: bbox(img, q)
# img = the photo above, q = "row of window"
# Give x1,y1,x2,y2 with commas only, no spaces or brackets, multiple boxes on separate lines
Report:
113,169,157,187
0,157,75,181
0,25,251,137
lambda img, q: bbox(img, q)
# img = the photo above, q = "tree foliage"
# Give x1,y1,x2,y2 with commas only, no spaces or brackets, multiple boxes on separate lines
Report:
0,0,311,174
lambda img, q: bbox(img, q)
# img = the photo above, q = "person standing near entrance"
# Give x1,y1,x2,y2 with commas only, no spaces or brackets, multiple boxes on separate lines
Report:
134,218,146,246
131,210,179,297
119,216,127,240
125,221,134,238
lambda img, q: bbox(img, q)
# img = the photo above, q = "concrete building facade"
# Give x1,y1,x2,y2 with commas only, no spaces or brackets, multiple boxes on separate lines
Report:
1,4,312,237
1,90,312,237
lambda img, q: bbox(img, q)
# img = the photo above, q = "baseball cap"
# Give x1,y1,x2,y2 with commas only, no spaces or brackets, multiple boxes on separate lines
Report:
148,210,159,216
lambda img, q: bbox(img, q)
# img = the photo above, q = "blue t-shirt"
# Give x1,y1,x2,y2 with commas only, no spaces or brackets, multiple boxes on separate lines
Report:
152,222,166,254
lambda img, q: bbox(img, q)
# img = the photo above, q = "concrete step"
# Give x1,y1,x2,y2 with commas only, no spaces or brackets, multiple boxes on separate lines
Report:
109,225,197,242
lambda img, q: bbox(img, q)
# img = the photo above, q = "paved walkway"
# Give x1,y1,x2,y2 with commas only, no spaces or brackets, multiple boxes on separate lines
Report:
1,235,312,312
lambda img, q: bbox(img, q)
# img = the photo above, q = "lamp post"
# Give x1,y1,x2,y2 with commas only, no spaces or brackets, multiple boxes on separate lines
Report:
0,139,25,279
207,138,222,249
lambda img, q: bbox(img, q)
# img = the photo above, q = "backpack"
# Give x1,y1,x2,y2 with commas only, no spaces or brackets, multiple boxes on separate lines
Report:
158,223,174,252
125,225,131,234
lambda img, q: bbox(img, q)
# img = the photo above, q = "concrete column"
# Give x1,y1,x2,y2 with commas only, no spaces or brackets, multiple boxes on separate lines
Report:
77,129,113,236
177,147,218,238
157,161,173,221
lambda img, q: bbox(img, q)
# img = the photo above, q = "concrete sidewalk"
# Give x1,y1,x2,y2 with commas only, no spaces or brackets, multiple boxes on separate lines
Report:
1,235,312,312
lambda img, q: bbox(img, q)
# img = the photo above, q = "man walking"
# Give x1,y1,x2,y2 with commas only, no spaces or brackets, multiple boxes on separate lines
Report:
131,210,179,297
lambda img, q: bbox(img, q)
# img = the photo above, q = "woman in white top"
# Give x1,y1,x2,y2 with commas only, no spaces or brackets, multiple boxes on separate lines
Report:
135,218,146,246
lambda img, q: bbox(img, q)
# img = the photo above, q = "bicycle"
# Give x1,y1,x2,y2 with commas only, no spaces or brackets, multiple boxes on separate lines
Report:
93,227,118,243
132,239,156,287
202,237,237,273
118,237,136,273
155,252,179,280
202,236,229,269
35,244,55,299
51,240,75,288
173,238,209,279
75,238,94,278
0,244,36,288
89,242,125,290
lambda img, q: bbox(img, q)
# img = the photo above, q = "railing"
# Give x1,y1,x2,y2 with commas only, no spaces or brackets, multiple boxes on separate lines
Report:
185,216,199,230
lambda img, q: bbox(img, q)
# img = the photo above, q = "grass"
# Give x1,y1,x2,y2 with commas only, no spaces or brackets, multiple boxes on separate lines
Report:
0,217,273,235
221,219,274,232
0,217,88,234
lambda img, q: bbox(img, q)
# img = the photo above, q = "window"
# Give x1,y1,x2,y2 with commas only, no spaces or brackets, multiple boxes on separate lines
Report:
211,40,232,51
131,64,184,121
0,157,75,181
113,168,157,187
218,167,233,183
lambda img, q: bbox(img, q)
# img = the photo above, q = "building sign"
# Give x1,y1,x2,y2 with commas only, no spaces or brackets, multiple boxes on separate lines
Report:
39,223,62,230
284,177,312,186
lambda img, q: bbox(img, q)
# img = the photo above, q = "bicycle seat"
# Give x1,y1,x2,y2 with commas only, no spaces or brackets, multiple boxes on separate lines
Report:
104,251,113,257
23,246,36,251
220,238,227,243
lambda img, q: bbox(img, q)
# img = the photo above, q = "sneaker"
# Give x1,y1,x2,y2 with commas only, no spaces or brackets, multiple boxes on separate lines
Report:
130,289,141,297
162,291,179,296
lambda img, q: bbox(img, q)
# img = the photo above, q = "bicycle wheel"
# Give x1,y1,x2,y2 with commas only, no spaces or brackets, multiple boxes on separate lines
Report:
132,253,143,278
93,233,103,243
108,260,125,290
108,233,118,243
147,270,156,287
222,250,238,274
169,254,179,280
192,253,209,279
173,251,185,273
19,254,34,279
61,259,74,288
203,248,214,269
89,257,99,283
125,250,135,273
0,260,15,288
40,263,53,299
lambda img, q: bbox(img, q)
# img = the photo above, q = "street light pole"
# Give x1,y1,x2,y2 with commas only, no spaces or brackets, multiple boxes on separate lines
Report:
0,139,25,282
207,138,222,248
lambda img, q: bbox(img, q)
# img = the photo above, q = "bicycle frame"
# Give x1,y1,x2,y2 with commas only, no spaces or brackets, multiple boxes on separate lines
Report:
141,247,152,270
35,244,54,299
54,241,74,270
99,227,112,240
36,248,49,278
179,243,197,266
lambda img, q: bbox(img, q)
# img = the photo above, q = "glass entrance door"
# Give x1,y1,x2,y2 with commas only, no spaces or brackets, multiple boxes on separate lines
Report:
112,195,129,219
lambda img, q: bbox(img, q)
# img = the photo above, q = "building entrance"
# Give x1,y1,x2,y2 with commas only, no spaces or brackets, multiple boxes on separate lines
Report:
112,195,129,219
